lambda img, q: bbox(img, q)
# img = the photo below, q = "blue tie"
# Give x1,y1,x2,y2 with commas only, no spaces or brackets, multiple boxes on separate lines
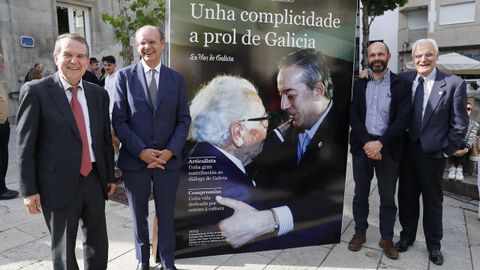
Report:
409,77,424,141
297,133,311,164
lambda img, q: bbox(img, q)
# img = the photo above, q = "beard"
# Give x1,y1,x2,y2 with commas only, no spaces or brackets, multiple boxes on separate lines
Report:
368,60,387,73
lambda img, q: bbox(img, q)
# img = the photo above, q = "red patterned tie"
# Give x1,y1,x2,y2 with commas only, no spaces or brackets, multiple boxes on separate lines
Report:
70,86,92,177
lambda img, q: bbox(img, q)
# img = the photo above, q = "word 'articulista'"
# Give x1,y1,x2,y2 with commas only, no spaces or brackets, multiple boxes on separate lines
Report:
191,3,341,29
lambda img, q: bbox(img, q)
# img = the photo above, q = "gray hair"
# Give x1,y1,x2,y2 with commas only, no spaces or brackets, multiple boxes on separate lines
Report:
189,75,260,147
53,33,90,57
411,38,439,56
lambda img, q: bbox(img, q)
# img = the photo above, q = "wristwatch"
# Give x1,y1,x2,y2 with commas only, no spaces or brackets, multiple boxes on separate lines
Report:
270,209,280,234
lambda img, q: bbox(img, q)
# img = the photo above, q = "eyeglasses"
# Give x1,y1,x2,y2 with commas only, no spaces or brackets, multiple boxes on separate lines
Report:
414,53,435,60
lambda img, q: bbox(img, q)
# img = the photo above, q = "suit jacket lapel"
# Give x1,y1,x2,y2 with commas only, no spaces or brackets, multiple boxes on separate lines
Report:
422,70,447,130
305,108,333,157
49,73,80,139
133,62,154,111
84,85,97,150
154,64,169,114
359,79,367,120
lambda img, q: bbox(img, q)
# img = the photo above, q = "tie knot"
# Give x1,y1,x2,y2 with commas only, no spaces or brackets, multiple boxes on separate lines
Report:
418,77,424,84
150,69,157,75
70,86,79,96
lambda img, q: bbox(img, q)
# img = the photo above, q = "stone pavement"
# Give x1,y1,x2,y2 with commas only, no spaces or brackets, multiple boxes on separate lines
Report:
1,126,479,270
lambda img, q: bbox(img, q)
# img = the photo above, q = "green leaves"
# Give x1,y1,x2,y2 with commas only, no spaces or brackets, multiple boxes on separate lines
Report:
359,0,407,68
101,0,166,65
361,0,408,17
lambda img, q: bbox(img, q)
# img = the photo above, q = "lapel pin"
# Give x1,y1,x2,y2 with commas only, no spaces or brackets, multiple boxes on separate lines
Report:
318,142,323,148
438,91,442,95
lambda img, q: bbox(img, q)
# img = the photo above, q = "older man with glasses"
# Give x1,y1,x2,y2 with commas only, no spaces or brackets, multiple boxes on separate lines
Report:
396,38,468,265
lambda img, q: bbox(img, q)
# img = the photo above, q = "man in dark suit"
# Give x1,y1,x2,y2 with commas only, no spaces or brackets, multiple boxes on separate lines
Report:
17,33,115,270
395,38,468,265
348,42,411,259
216,49,348,249
112,25,190,270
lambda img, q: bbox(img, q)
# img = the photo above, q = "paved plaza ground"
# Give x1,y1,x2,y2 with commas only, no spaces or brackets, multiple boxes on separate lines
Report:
1,127,479,270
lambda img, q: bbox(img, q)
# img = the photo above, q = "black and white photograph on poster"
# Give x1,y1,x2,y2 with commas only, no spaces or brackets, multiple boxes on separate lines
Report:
168,0,357,258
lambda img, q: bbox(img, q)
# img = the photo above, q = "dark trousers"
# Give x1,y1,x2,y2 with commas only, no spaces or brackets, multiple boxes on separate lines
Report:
0,120,10,192
123,169,179,268
42,168,108,270
352,149,399,240
398,140,444,251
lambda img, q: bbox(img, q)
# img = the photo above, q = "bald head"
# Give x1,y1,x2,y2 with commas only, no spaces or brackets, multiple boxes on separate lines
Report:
135,25,165,68
367,42,391,75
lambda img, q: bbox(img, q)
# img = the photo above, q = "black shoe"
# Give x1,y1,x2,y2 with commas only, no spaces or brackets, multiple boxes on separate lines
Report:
160,265,177,270
160,266,177,270
429,249,444,265
395,239,413,252
0,189,19,200
136,262,149,270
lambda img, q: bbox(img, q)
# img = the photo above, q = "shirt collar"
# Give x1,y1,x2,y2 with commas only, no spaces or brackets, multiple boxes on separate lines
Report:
213,145,246,174
141,60,162,74
58,73,84,92
371,69,390,83
416,67,437,82
304,100,333,139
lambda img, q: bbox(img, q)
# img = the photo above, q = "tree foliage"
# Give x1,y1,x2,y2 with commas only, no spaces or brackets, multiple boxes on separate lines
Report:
360,0,408,69
101,0,165,66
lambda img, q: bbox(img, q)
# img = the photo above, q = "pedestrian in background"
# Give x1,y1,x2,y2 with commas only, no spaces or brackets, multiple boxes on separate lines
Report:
82,57,102,86
447,98,479,181
24,63,44,82
101,55,120,160
0,53,19,200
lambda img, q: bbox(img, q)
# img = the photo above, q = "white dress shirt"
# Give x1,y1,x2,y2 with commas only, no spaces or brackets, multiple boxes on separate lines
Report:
104,72,117,119
214,145,294,236
141,60,161,89
413,68,437,118
59,74,95,162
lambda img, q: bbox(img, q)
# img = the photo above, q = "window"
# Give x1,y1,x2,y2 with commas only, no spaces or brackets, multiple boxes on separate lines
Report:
439,2,475,25
406,9,428,30
56,4,91,51
405,9,428,43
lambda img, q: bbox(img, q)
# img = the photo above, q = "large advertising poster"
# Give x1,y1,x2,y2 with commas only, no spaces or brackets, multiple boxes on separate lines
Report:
169,0,356,258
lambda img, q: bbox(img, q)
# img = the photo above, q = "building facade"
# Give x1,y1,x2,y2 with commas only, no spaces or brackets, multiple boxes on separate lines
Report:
0,0,124,117
398,0,480,74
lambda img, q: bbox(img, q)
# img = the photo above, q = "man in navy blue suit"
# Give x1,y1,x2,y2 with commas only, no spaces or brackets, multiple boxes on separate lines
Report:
395,38,468,265
349,42,411,259
112,25,191,270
